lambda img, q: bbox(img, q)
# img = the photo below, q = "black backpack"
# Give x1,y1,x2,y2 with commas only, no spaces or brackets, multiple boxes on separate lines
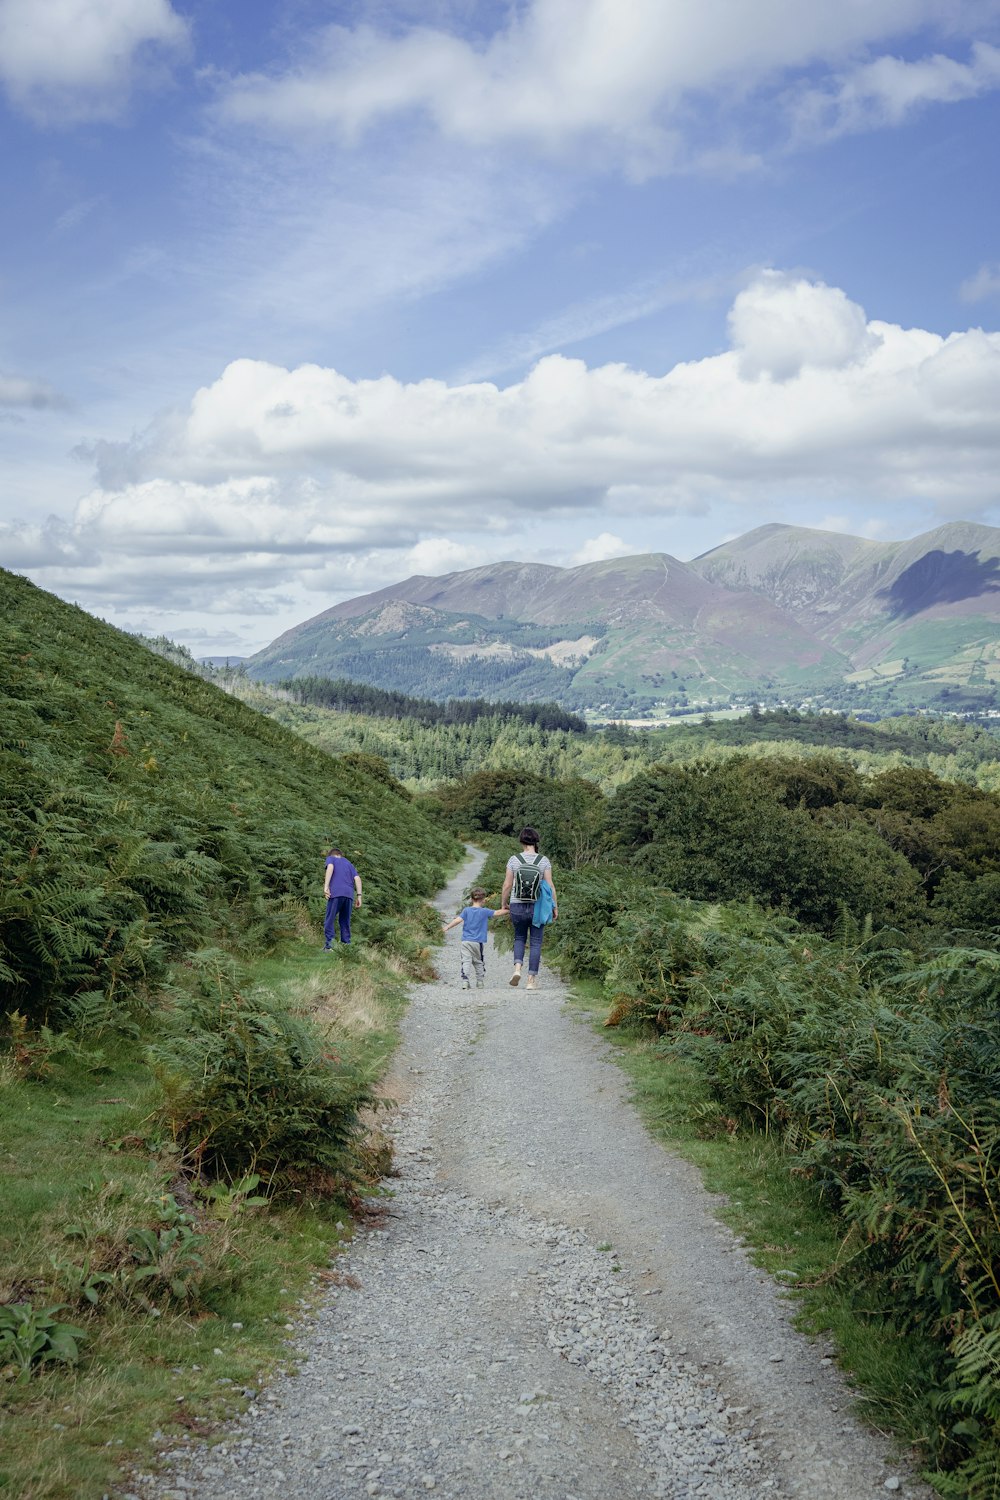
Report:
511,852,544,903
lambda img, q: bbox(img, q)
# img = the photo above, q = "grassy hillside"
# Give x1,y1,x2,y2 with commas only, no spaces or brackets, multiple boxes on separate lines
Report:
0,568,461,1497
0,569,457,1018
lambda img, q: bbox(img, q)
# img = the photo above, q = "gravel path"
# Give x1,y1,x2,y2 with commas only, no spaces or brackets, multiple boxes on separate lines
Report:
136,850,933,1500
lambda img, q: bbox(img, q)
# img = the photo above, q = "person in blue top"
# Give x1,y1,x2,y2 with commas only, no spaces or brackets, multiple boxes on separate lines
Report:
323,845,363,948
442,886,508,989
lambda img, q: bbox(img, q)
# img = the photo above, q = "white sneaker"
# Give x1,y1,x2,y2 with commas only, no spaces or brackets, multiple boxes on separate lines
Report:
461,980,471,990
526,974,537,990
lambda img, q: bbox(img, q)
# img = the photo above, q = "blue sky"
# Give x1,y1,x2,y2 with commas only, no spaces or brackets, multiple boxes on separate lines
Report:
2,0,999,652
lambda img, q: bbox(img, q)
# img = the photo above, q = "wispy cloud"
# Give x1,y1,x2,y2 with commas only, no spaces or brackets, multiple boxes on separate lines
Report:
158,123,568,355
455,268,740,382
0,372,67,409
0,0,189,125
215,0,1000,172
53,194,105,235
961,262,1000,302
791,41,1000,142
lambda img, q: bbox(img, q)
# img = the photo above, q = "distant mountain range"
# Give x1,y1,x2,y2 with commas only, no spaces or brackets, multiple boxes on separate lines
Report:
247,522,1000,713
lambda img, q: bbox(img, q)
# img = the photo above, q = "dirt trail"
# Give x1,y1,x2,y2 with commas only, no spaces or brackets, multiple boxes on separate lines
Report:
139,849,932,1500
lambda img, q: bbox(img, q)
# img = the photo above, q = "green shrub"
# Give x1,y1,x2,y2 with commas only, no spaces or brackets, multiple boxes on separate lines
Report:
151,957,375,1197
558,857,1000,1484
609,759,924,933
435,768,605,867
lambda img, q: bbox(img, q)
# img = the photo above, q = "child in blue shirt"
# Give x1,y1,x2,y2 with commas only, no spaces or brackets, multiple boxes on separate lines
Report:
442,887,508,989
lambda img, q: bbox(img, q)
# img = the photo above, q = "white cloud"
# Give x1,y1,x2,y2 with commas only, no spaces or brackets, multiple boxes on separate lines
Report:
218,0,994,167
569,533,635,566
729,271,881,380
0,0,188,124
961,262,1000,302
15,273,1000,617
792,40,1000,140
403,538,487,577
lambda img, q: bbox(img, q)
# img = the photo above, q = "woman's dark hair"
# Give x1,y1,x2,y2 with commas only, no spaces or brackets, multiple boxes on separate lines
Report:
518,826,540,848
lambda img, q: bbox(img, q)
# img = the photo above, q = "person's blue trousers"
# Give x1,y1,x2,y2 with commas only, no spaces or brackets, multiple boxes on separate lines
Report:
324,895,353,946
509,900,544,974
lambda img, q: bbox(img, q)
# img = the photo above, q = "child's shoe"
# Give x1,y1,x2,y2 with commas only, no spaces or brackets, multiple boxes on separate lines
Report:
461,979,471,990
476,979,485,989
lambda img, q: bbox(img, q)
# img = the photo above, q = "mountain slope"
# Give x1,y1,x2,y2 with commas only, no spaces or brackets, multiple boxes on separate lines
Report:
693,521,1000,700
247,523,1000,712
250,552,850,710
694,521,1000,638
693,524,882,619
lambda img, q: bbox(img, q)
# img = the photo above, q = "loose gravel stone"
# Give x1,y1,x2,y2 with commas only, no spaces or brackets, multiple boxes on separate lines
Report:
136,849,931,1500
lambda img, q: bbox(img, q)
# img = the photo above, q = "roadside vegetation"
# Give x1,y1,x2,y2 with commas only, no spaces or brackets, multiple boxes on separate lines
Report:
110,645,1000,1495
447,755,1000,1498
0,569,460,1498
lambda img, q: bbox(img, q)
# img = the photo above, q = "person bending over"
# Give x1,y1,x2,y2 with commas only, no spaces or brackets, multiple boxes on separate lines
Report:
324,844,362,947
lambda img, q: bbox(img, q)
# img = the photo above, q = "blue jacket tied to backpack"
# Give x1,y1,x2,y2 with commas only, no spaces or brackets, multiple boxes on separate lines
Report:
532,880,555,926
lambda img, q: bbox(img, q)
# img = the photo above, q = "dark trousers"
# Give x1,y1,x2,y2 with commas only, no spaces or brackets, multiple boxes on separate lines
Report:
509,900,544,974
324,895,353,946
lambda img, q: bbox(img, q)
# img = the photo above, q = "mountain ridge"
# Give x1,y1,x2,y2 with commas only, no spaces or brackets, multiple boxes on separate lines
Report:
248,522,1000,713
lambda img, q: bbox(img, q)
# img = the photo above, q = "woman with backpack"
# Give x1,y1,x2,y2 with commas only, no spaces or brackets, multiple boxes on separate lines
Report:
500,825,558,990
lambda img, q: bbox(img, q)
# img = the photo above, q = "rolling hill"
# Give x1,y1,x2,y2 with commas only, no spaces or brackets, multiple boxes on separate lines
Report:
247,523,1000,713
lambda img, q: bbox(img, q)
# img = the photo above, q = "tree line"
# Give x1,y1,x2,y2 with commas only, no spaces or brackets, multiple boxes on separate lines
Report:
276,675,587,732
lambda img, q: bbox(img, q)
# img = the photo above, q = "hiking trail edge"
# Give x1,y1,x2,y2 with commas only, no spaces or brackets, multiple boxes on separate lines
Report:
135,846,933,1500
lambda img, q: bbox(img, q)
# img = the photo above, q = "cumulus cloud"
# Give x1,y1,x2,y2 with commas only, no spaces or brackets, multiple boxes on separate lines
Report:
0,0,188,124
217,0,996,167
729,272,881,380
961,262,1000,302
403,538,489,576
16,273,1000,616
569,533,636,566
